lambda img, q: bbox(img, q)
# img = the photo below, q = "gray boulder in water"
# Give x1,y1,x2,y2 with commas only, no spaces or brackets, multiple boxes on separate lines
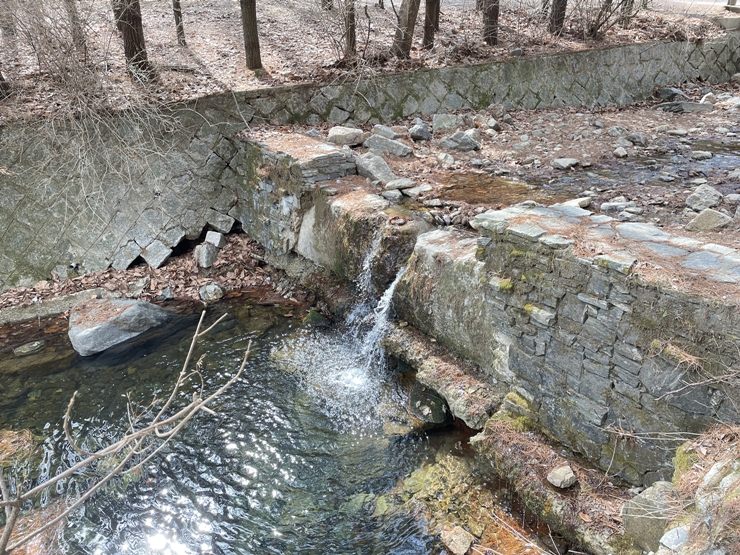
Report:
68,298,171,356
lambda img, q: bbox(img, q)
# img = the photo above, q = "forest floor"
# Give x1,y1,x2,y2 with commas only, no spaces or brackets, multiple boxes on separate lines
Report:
0,0,728,119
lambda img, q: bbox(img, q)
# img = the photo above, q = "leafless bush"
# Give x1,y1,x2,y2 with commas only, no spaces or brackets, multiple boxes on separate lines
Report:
0,311,250,555
568,0,647,38
0,0,184,228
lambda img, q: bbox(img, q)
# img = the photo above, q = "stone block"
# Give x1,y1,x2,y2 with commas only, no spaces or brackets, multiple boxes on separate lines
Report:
141,240,172,269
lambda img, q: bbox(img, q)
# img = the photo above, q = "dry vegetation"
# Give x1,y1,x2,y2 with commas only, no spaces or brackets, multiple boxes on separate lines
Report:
0,0,724,121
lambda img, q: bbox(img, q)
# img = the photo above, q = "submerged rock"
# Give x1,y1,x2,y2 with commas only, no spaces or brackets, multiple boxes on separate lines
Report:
13,340,45,357
68,299,171,356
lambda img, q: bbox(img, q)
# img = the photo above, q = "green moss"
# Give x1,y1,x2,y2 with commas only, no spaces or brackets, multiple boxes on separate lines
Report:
498,278,513,291
608,533,642,555
673,442,699,484
503,391,531,411
490,410,532,433
523,303,535,315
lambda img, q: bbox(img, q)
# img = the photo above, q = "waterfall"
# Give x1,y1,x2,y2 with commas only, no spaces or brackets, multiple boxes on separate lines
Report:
273,237,406,433
345,230,384,333
358,267,406,374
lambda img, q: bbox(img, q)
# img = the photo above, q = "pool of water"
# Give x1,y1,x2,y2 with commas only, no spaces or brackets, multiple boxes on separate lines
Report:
1,302,469,555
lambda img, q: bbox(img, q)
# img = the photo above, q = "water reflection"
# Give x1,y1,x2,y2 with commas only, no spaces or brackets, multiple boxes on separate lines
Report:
2,304,454,554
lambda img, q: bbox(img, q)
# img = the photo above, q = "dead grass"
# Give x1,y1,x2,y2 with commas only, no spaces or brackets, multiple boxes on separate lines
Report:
674,425,740,499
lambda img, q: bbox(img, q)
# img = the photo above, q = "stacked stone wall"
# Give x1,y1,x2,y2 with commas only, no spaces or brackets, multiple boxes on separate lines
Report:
394,207,740,485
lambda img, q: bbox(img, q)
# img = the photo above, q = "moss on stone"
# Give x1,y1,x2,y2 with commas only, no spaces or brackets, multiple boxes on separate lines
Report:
673,442,700,485
490,410,532,433
608,533,643,555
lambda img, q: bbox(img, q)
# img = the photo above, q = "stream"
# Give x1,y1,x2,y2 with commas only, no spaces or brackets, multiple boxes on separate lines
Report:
0,292,470,555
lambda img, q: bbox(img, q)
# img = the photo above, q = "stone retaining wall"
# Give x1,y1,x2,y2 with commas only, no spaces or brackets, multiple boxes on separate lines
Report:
394,205,740,485
195,33,740,125
1,33,738,289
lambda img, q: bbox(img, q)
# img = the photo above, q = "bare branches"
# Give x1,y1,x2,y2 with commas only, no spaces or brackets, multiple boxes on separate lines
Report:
0,310,249,555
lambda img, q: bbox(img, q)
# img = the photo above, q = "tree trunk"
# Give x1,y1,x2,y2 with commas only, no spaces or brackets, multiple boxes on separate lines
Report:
344,0,356,60
120,0,154,80
422,0,439,49
0,1,18,61
112,0,124,33
391,0,421,59
482,0,499,45
378,0,384,7
619,0,635,27
173,0,185,45
63,0,87,57
239,0,262,70
548,0,567,34
0,68,8,98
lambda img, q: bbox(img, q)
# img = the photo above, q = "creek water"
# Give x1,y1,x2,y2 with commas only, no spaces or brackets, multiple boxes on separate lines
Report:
1,281,471,554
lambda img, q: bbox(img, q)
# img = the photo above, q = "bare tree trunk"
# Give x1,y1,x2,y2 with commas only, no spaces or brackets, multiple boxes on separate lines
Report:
482,0,499,45
344,0,356,60
173,0,185,45
378,0,384,7
62,0,86,56
0,2,18,61
548,0,567,34
391,0,421,59
112,0,124,33
239,0,262,70
619,0,635,26
422,0,439,49
0,67,8,98
120,0,154,80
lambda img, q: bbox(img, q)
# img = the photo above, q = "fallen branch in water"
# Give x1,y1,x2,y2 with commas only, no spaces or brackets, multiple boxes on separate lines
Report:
0,310,249,555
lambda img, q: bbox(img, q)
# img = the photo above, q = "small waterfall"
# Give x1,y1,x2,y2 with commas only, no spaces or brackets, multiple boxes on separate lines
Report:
358,267,406,374
345,230,384,333
274,236,406,433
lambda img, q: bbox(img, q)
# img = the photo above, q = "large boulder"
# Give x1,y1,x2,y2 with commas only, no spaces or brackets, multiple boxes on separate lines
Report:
686,208,732,232
68,299,171,356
